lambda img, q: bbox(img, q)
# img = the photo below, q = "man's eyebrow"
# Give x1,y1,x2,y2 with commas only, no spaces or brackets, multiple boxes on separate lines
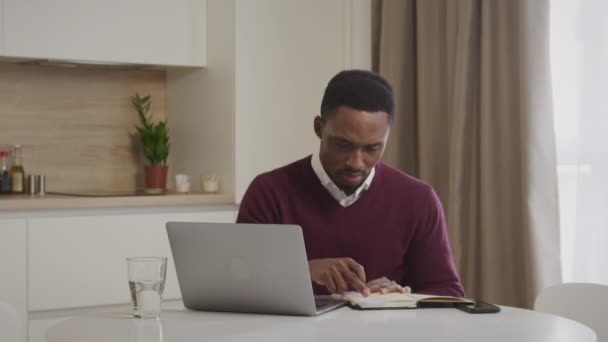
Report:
331,136,383,148
331,136,355,144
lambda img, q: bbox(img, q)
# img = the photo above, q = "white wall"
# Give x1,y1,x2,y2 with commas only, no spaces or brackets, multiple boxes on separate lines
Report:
167,0,235,195
167,0,371,202
234,0,371,201
0,1,4,54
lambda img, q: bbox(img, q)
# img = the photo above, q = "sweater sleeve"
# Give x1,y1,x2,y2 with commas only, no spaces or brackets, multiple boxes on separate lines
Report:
236,175,282,224
402,186,465,297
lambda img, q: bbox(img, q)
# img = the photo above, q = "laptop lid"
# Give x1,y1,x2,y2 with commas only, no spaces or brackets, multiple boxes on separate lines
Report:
166,222,322,316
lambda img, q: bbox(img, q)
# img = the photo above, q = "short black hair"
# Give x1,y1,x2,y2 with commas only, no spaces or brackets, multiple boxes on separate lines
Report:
320,70,394,122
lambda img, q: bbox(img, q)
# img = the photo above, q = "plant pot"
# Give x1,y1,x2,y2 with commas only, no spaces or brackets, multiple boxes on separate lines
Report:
144,165,168,193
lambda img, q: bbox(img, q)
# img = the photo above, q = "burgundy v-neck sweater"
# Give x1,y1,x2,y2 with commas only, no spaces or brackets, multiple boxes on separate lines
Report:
237,156,464,297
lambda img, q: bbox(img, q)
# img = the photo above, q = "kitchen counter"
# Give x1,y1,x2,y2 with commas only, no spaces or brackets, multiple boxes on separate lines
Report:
0,192,235,211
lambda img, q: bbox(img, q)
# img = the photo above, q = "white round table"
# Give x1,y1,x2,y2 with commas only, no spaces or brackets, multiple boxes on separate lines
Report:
45,301,597,342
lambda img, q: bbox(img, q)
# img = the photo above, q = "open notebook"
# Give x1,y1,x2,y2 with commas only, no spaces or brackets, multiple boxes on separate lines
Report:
335,292,474,310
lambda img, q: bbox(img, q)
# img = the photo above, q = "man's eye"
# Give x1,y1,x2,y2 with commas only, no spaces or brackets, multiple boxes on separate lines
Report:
365,145,382,152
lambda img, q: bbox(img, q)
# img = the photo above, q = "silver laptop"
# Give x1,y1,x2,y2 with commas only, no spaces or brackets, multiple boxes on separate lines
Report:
166,222,346,316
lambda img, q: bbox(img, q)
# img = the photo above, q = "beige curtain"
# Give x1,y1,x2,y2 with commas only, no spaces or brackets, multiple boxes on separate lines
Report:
373,0,561,308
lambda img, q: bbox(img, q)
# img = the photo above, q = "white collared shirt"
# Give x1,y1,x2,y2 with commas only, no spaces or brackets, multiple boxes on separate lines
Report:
311,154,375,207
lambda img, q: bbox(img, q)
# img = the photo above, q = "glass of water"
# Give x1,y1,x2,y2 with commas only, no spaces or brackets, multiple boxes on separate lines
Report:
126,257,167,319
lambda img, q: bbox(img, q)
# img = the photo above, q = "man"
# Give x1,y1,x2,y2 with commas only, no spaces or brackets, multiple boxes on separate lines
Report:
237,70,464,298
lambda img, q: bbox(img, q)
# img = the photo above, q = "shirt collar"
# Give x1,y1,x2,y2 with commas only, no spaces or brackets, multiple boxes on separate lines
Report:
311,154,375,207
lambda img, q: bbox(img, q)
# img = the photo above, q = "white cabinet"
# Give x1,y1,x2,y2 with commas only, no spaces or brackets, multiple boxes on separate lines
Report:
29,317,70,342
0,218,27,341
28,209,234,311
3,0,206,67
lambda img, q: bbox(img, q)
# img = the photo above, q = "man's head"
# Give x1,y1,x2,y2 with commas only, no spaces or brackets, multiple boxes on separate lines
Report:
314,70,394,195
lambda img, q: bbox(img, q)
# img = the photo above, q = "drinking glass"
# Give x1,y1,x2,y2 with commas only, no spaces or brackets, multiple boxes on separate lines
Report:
201,174,219,193
175,174,190,193
126,257,167,319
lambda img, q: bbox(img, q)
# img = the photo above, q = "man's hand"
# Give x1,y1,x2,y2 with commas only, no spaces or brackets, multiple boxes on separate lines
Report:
366,277,411,294
308,258,370,296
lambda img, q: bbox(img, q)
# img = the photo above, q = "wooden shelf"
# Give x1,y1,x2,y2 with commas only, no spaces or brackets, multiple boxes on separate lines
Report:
0,193,234,211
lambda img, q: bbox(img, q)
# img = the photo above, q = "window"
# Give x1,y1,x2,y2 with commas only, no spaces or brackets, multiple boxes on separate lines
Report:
550,0,608,284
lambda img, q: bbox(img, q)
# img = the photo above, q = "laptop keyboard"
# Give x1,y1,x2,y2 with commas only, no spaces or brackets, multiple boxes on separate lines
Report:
315,297,344,310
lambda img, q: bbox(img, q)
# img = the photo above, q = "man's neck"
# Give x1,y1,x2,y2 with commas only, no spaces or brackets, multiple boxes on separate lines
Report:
310,154,375,207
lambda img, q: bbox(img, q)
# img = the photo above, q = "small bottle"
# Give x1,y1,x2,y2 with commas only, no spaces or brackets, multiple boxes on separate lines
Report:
10,145,25,194
0,151,11,194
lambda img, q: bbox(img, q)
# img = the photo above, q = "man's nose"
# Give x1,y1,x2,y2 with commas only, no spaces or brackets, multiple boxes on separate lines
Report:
345,149,364,170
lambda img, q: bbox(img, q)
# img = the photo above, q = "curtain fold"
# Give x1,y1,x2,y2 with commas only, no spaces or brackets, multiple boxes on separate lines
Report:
373,0,561,308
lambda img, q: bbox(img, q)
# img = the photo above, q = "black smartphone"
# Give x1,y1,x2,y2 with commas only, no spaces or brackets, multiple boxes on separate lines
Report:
455,301,500,314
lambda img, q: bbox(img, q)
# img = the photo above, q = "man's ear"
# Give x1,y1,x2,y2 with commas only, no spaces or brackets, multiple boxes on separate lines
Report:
314,116,323,139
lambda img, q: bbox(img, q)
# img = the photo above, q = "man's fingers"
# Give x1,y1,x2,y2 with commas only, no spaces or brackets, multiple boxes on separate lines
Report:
321,273,337,294
347,276,370,297
367,279,409,294
366,277,389,287
336,262,369,296
368,284,387,293
330,267,348,293
308,258,370,295
345,258,366,283
385,281,404,293
367,278,392,292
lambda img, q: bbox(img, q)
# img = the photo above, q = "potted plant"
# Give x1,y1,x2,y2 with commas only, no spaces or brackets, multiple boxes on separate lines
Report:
131,93,170,193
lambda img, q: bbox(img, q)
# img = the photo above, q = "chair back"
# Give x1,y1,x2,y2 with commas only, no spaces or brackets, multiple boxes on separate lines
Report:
535,283,608,341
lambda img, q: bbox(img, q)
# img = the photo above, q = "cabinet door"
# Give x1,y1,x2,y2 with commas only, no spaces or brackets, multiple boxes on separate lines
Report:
0,218,27,341
3,0,206,67
28,210,234,311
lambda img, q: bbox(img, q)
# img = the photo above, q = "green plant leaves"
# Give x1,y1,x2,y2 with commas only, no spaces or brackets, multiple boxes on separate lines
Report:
131,93,170,165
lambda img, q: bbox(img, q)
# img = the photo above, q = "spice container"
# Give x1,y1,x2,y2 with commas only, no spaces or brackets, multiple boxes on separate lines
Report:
25,174,45,195
26,175,39,195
